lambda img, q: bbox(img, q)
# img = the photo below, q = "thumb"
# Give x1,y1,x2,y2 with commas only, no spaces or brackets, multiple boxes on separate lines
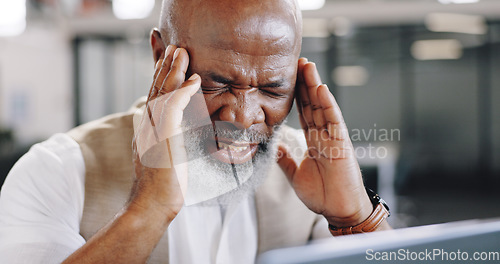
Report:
276,144,297,183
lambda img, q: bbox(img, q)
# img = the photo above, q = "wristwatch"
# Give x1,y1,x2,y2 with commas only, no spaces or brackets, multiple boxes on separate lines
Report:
328,188,390,236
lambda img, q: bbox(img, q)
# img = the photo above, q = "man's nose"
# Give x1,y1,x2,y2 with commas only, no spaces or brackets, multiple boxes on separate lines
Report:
217,91,265,129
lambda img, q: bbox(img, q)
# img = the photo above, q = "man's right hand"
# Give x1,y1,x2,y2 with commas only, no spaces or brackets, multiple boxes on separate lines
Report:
63,46,200,264
131,45,201,222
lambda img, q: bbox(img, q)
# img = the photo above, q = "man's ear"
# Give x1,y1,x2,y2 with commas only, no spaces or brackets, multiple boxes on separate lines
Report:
150,28,166,64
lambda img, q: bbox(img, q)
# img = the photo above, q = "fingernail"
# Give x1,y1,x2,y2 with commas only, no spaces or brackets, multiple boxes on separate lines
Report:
166,45,174,55
173,48,181,60
323,85,335,99
320,84,329,91
188,73,199,81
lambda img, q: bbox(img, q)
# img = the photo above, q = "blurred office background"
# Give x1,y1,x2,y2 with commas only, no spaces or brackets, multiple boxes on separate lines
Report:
1,0,499,228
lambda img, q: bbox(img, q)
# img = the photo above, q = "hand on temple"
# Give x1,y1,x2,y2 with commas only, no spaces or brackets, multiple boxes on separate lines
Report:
277,58,387,230
63,45,201,264
131,45,200,221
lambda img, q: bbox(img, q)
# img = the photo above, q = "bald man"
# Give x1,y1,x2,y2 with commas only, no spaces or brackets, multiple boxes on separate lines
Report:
0,0,390,263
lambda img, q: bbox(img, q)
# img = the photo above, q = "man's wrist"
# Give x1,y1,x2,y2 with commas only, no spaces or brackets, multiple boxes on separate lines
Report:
325,192,373,228
127,196,178,227
328,203,390,236
130,166,185,223
327,188,391,236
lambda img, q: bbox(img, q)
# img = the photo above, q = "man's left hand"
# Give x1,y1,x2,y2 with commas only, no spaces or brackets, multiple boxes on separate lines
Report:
277,58,377,228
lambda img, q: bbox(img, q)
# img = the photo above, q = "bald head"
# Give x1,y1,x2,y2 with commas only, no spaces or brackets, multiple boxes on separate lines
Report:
157,0,302,58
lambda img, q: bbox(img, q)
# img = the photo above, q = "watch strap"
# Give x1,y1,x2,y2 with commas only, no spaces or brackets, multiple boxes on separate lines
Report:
328,202,390,236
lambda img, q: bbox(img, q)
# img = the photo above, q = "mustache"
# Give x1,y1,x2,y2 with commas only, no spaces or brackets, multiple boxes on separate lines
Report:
181,122,282,167
185,123,278,145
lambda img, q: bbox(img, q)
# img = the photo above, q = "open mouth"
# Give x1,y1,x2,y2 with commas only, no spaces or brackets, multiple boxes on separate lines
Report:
205,137,259,164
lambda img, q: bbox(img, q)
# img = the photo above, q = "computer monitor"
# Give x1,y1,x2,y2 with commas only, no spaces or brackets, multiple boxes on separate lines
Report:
258,219,500,264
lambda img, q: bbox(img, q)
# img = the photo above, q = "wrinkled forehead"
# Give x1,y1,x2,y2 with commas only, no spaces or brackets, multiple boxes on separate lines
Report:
193,11,298,56
171,0,301,57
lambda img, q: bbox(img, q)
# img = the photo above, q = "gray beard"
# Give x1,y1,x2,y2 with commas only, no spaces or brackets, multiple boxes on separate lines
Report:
181,123,281,207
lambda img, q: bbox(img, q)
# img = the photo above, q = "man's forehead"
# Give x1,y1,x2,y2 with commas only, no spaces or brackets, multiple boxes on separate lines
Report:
188,48,297,86
163,0,301,56
194,17,297,57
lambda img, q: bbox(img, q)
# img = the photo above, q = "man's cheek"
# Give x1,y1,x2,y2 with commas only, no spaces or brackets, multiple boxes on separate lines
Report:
267,98,294,123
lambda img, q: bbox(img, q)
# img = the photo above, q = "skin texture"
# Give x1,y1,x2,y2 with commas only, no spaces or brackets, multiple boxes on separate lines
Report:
63,0,390,263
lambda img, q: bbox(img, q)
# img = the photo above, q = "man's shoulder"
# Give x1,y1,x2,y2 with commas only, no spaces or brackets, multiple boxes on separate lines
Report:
0,133,85,229
257,124,306,202
67,97,146,145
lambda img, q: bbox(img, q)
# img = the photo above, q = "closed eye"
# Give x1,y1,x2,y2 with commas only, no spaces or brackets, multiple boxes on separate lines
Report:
260,88,287,98
201,86,228,94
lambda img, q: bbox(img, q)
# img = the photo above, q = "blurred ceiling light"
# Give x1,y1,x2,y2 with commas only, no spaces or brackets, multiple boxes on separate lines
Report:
332,66,369,87
302,18,329,38
298,0,325,10
438,0,479,4
411,39,463,60
0,0,26,37
426,13,487,35
112,0,155,20
330,17,353,37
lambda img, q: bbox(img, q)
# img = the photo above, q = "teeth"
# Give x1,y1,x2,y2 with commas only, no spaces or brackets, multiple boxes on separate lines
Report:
217,142,249,152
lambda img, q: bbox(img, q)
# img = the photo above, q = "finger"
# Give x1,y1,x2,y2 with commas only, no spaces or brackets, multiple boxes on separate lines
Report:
312,86,327,129
276,144,297,183
296,58,308,92
152,45,176,81
318,84,344,126
295,58,308,129
147,45,178,128
298,109,308,132
304,62,323,88
147,45,176,129
147,73,201,137
296,63,314,129
155,74,201,137
152,48,190,124
148,58,164,101
141,74,201,168
303,63,326,129
161,74,201,166
166,73,202,114
150,45,177,99
160,48,190,95
318,84,350,143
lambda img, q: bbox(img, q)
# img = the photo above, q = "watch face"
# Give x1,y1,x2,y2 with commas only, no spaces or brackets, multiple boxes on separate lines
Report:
380,197,391,216
366,187,391,216
366,187,379,203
